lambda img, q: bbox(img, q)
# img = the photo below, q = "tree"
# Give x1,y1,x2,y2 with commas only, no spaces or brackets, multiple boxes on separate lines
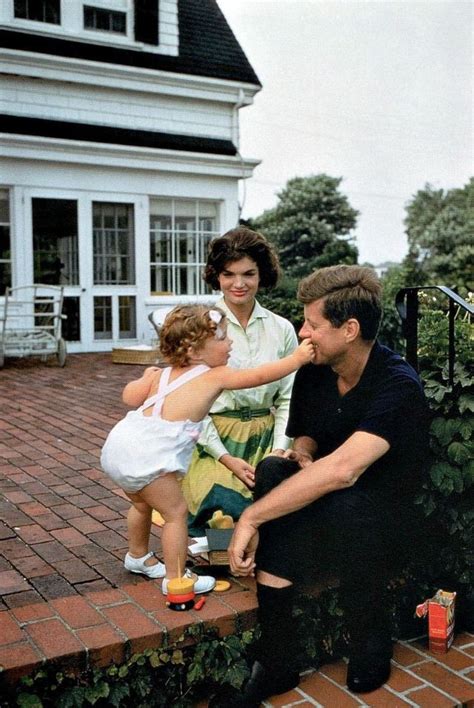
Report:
403,178,474,295
251,174,359,278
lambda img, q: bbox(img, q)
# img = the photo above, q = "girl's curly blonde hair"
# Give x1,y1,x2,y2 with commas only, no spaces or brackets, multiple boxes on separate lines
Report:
159,305,227,366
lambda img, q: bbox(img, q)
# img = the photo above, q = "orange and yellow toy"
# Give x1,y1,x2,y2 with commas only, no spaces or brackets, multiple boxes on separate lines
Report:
165,576,195,611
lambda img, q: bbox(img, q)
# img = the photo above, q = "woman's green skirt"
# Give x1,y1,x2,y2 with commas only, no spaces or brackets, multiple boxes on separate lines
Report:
182,412,274,536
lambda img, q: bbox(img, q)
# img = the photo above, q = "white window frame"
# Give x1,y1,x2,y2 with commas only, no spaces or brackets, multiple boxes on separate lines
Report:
92,201,135,286
83,3,128,37
149,198,220,297
0,0,178,55
12,0,61,25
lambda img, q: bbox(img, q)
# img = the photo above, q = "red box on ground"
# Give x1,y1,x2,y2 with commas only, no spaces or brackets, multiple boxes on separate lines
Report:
416,589,456,653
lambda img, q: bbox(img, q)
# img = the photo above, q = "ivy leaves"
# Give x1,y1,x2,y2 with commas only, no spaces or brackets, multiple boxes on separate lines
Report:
5,628,255,708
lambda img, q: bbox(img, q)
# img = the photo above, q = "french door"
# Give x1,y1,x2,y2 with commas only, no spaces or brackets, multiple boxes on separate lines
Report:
27,191,139,352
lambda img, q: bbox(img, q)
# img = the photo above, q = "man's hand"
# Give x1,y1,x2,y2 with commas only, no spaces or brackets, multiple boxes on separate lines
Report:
228,514,259,576
219,454,255,488
281,448,314,468
267,448,286,458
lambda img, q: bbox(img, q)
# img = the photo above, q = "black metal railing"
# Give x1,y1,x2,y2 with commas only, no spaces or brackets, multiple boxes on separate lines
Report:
395,286,473,386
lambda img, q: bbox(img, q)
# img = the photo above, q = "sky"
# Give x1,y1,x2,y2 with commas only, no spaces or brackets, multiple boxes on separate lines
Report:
217,0,473,265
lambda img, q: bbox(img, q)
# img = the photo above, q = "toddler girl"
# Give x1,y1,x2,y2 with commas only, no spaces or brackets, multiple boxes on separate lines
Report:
101,305,313,595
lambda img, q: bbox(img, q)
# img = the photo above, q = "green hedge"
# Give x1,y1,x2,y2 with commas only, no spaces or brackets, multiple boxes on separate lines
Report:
405,295,473,606
0,589,355,707
0,626,256,708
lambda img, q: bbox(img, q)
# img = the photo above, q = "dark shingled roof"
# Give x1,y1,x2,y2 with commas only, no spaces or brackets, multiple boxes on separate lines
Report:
0,0,261,86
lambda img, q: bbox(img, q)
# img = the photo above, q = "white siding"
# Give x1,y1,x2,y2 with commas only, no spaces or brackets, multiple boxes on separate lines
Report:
1,76,233,139
3,159,241,204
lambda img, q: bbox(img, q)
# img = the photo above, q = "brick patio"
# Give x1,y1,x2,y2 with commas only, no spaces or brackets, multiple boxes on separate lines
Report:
0,353,473,706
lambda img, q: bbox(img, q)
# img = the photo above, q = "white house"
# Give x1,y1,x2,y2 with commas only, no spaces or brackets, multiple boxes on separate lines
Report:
0,0,261,352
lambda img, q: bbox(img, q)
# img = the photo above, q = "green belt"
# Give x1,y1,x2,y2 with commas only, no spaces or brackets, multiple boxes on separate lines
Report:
214,407,271,422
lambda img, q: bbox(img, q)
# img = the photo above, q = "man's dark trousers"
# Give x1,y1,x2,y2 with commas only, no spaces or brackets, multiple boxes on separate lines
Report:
253,456,397,667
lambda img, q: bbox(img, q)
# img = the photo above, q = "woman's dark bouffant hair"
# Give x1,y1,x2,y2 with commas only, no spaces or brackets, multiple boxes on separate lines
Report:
204,226,280,290
159,305,226,366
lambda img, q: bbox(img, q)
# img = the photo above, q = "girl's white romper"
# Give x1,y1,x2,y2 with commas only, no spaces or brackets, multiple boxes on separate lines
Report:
101,365,209,493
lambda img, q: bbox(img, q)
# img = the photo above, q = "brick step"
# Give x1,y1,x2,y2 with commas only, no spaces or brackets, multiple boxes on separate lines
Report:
0,573,258,685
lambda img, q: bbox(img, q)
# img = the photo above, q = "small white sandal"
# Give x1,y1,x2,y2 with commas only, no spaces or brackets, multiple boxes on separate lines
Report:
124,552,166,578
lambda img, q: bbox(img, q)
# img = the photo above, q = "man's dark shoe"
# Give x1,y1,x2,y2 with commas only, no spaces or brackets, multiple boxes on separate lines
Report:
346,657,391,693
209,660,299,707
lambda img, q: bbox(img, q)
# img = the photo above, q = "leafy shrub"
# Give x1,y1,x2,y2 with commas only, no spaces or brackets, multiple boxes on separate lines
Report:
410,294,473,602
0,627,255,708
258,276,302,331
379,285,473,625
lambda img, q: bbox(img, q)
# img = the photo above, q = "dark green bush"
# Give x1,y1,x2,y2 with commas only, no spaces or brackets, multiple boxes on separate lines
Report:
0,626,255,708
258,276,302,332
409,294,473,605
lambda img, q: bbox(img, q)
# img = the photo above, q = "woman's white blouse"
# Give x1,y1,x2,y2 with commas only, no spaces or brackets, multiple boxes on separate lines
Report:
200,298,298,459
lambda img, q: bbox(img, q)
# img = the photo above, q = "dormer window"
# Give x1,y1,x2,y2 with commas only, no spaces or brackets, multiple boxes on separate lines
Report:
14,0,60,24
9,0,176,56
84,5,126,34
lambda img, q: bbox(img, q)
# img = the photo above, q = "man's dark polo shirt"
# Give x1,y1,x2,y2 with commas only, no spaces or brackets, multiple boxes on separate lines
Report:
287,341,430,504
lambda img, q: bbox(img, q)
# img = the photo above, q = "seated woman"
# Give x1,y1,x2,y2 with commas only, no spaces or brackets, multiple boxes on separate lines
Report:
182,226,298,536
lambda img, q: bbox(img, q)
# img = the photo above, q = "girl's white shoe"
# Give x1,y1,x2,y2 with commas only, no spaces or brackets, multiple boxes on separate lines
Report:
124,551,166,578
162,568,216,595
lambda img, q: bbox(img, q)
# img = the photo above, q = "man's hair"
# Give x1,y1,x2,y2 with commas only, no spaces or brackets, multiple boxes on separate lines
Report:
204,226,280,290
159,305,226,366
297,265,383,341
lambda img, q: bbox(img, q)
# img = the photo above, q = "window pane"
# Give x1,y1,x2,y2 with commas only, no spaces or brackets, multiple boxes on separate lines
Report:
0,225,11,260
96,10,109,30
119,296,136,339
0,189,9,220
94,296,112,340
150,231,173,264
0,201,9,225
62,296,80,342
44,0,60,23
176,266,200,296
150,199,172,218
112,13,126,33
175,201,196,219
151,265,173,294
0,190,11,295
0,263,12,296
14,0,60,24
149,198,219,296
14,0,27,18
32,198,79,285
176,233,197,264
198,202,217,219
93,202,135,285
84,5,126,34
199,232,213,263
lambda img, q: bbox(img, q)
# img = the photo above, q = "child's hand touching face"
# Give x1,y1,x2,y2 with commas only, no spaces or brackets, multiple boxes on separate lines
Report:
294,338,316,366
